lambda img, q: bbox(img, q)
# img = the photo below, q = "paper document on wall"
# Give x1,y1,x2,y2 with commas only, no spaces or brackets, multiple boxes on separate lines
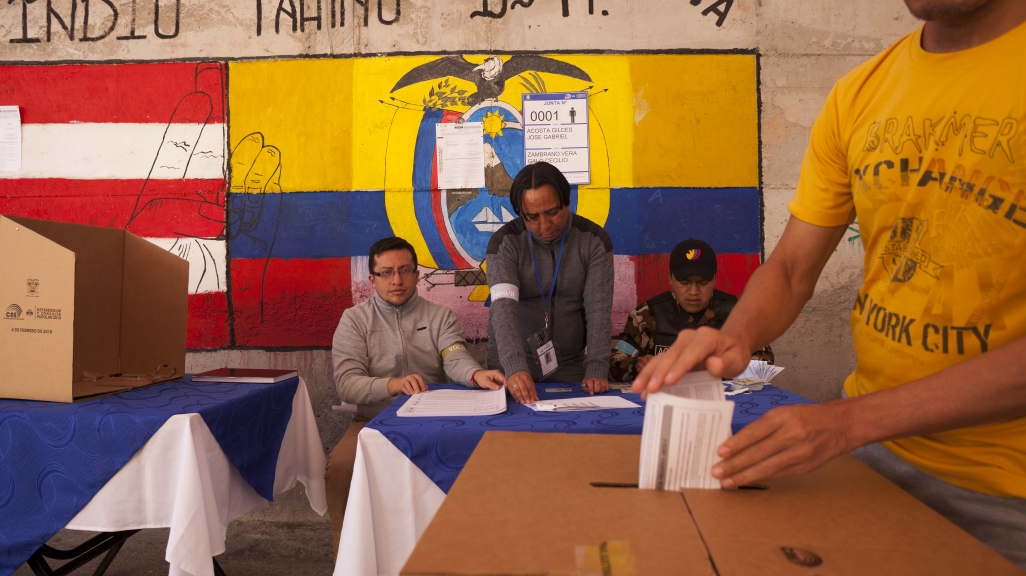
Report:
639,373,734,490
435,122,485,189
526,396,641,412
397,386,507,417
0,106,21,171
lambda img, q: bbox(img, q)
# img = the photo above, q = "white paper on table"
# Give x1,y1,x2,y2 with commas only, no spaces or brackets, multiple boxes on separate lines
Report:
0,106,21,172
435,122,485,190
525,396,641,412
662,370,725,401
397,386,506,417
638,391,734,490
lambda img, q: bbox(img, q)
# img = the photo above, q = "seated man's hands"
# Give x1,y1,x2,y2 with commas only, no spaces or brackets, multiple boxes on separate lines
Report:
581,377,609,395
631,326,753,397
635,354,655,374
506,371,539,404
387,374,429,396
472,370,506,390
712,402,853,488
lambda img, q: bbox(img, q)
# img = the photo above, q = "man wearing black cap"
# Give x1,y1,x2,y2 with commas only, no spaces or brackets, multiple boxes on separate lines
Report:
610,239,772,381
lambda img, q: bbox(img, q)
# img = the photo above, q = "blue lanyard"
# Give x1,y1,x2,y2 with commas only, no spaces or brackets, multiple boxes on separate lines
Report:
527,225,567,332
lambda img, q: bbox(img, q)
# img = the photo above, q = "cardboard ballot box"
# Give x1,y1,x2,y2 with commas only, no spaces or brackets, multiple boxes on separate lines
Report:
402,432,1021,576
0,215,188,402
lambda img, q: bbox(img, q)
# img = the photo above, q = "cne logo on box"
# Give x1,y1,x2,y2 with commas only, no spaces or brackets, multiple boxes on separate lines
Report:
5,304,23,320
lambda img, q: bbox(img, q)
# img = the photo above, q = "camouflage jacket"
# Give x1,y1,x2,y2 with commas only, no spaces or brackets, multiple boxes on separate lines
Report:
609,290,774,382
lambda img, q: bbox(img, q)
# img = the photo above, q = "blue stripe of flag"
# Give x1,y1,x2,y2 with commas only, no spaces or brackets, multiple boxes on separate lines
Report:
228,187,760,259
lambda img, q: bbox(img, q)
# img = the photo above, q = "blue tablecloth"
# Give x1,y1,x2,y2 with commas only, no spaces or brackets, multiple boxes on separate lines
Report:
367,383,814,493
0,377,299,576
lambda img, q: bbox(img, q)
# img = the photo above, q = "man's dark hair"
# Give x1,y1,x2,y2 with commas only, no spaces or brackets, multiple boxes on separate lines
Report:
368,236,418,272
509,162,572,216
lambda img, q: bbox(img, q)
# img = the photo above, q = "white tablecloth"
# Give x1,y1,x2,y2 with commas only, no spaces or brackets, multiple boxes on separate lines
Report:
334,427,445,576
66,378,328,576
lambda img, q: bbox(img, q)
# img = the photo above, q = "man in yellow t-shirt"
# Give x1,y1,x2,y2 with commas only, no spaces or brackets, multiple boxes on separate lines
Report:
632,0,1026,567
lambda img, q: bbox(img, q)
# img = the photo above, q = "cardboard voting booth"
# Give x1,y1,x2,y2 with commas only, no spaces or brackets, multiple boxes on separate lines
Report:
0,215,188,403
403,432,1022,576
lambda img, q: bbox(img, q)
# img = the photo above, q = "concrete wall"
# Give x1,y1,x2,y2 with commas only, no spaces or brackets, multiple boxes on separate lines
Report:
2,0,920,522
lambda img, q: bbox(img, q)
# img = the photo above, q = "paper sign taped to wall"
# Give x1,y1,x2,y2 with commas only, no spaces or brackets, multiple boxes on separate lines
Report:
435,122,486,190
0,106,20,172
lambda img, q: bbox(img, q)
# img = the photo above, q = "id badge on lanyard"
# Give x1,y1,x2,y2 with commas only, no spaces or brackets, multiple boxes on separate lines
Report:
527,227,567,379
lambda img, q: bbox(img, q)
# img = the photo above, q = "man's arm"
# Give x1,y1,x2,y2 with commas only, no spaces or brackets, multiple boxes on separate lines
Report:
582,235,614,380
609,304,654,382
331,312,394,405
437,309,486,386
713,335,1026,488
486,235,531,376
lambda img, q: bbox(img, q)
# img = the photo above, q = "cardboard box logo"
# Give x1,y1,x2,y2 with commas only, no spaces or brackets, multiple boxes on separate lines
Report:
27,279,39,297
5,304,23,320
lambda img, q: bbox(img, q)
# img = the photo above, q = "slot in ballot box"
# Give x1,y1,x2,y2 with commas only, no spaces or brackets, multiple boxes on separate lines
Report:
0,215,188,402
402,432,1021,575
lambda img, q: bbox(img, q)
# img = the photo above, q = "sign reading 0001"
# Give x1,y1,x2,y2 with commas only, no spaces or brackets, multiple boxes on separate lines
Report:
522,92,590,185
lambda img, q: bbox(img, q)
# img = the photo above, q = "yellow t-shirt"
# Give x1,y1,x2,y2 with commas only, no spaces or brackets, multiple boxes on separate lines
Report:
789,21,1026,498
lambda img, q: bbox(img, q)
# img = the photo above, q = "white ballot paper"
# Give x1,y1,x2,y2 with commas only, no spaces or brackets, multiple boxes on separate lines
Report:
397,386,506,417
435,122,485,190
525,396,641,412
639,371,734,490
0,106,21,172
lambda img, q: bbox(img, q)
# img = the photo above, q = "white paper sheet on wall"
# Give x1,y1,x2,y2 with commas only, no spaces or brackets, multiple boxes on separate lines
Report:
435,122,485,190
0,106,21,172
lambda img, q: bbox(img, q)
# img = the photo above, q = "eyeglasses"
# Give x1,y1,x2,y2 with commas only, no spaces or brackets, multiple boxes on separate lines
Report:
371,267,418,279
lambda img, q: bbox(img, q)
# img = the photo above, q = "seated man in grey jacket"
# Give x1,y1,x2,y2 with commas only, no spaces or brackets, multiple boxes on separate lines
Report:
325,236,505,556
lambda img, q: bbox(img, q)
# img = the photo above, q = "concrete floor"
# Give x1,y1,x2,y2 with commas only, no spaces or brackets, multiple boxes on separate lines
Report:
13,520,335,576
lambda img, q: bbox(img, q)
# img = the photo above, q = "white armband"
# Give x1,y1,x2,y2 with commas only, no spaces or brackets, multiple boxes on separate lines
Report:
490,283,519,302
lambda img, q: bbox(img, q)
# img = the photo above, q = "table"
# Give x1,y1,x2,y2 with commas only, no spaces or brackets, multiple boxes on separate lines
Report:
0,378,327,576
334,383,814,576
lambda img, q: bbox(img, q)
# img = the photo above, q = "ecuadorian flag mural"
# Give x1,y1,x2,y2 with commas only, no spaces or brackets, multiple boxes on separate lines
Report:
0,53,761,349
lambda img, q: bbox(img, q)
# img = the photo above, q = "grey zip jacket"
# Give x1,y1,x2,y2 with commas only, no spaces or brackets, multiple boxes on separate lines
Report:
332,291,483,419
486,213,614,381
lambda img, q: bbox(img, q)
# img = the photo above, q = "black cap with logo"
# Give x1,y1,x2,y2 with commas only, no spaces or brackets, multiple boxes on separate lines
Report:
669,239,717,281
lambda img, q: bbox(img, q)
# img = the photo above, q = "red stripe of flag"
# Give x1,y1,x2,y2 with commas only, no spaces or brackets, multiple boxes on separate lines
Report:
188,292,230,349
0,62,225,124
231,257,353,348
0,179,225,238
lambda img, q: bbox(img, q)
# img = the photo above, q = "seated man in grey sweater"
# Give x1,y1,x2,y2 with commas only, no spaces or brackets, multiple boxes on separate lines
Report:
486,161,615,404
325,236,505,556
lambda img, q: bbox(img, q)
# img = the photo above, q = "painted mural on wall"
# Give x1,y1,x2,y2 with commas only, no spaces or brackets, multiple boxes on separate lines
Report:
0,51,760,349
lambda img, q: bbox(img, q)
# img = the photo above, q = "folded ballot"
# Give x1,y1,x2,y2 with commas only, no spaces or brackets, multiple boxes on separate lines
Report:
639,371,734,490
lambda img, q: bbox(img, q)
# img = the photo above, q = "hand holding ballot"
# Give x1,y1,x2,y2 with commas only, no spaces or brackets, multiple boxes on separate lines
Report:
630,326,754,397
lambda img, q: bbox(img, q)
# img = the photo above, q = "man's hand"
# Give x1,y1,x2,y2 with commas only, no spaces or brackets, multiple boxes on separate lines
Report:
387,374,429,396
635,354,655,374
581,377,609,395
631,327,753,397
711,402,853,488
472,370,506,390
506,371,539,404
